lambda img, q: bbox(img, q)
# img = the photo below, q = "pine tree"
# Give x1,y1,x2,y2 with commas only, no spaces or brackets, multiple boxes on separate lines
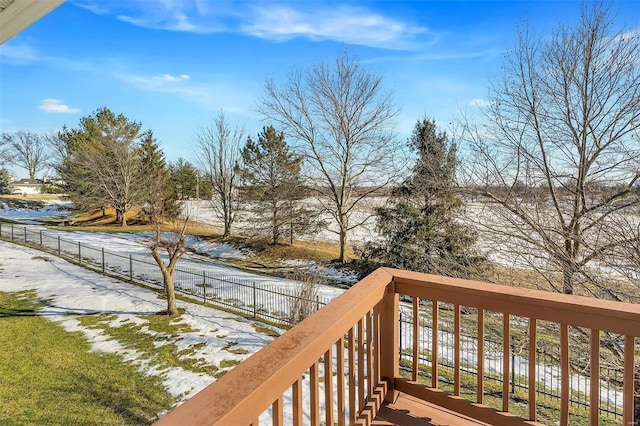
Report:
0,168,12,194
361,118,488,278
169,158,212,199
238,125,311,245
139,131,180,220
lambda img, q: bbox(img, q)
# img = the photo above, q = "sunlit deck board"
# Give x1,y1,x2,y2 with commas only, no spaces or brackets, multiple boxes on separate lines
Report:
373,393,490,426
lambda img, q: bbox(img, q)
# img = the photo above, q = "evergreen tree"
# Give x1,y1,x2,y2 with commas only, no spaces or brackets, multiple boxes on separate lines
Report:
0,168,12,194
139,131,180,220
361,118,488,278
169,158,210,199
238,125,310,245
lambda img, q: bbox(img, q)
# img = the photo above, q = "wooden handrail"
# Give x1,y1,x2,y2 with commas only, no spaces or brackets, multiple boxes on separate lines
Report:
389,268,640,335
155,267,639,426
154,268,393,425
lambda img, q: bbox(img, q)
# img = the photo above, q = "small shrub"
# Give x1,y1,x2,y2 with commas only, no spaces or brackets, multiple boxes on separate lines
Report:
286,270,321,325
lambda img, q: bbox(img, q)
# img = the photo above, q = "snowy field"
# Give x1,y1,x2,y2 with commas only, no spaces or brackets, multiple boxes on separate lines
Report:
184,197,385,247
0,241,277,410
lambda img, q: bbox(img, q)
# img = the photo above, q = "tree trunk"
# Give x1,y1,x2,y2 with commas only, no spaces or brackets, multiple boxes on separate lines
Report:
162,269,179,316
338,213,348,263
562,268,574,295
272,209,278,246
121,210,127,227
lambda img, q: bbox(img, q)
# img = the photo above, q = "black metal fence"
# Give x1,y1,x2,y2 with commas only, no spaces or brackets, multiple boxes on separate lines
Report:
0,223,330,327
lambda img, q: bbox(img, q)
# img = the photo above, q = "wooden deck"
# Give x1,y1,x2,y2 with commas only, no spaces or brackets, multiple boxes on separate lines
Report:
373,393,490,426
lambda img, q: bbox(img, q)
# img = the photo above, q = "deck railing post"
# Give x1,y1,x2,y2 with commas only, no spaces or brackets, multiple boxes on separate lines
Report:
379,279,399,403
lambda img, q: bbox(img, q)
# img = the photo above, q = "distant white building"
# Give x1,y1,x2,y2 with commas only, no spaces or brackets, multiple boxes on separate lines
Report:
9,179,42,195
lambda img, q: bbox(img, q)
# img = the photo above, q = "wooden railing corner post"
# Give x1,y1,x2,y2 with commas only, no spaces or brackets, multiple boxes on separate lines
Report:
379,278,399,403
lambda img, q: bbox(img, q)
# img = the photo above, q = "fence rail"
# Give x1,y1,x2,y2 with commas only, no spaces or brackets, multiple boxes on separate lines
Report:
0,223,330,327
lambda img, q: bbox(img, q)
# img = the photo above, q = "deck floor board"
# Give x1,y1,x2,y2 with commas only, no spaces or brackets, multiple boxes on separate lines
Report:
373,393,491,426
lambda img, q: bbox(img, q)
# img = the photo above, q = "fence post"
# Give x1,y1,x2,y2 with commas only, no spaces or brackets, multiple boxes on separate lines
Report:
78,242,82,264
129,255,133,281
11,224,14,241
252,282,257,319
57,236,61,255
101,248,105,273
39,230,42,246
316,295,320,312
24,227,27,243
202,271,207,303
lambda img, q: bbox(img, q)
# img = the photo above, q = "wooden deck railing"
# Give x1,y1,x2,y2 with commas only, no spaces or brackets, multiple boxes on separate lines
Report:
154,268,640,426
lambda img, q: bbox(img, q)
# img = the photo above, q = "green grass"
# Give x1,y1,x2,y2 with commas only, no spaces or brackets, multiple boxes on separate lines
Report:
0,291,175,425
78,314,220,377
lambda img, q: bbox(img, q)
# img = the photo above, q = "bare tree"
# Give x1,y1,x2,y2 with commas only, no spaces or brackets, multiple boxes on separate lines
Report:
1,131,50,180
195,110,244,239
58,108,147,226
461,3,640,298
143,135,187,317
259,51,402,262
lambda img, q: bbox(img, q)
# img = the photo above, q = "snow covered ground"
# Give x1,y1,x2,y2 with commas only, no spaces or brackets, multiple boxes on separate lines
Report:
0,198,72,224
0,240,278,409
0,200,351,423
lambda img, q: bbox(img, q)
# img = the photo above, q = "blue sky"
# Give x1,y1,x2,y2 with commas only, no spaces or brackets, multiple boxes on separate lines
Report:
1,0,638,178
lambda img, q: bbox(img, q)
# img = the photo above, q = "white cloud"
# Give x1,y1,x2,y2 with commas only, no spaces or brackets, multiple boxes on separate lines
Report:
242,5,427,50
38,99,81,114
0,41,39,65
469,98,492,108
114,72,193,91
157,73,191,82
70,1,429,50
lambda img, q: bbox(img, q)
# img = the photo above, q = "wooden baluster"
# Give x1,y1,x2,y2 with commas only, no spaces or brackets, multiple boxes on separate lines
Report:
477,309,484,404
528,318,537,421
324,347,334,426
623,335,635,426
348,327,356,424
311,363,319,426
413,297,419,382
502,313,510,412
337,337,345,426
560,324,569,426
589,329,600,426
358,318,365,410
373,306,381,385
432,300,439,389
366,311,374,396
292,379,303,426
454,304,461,396
272,396,283,426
